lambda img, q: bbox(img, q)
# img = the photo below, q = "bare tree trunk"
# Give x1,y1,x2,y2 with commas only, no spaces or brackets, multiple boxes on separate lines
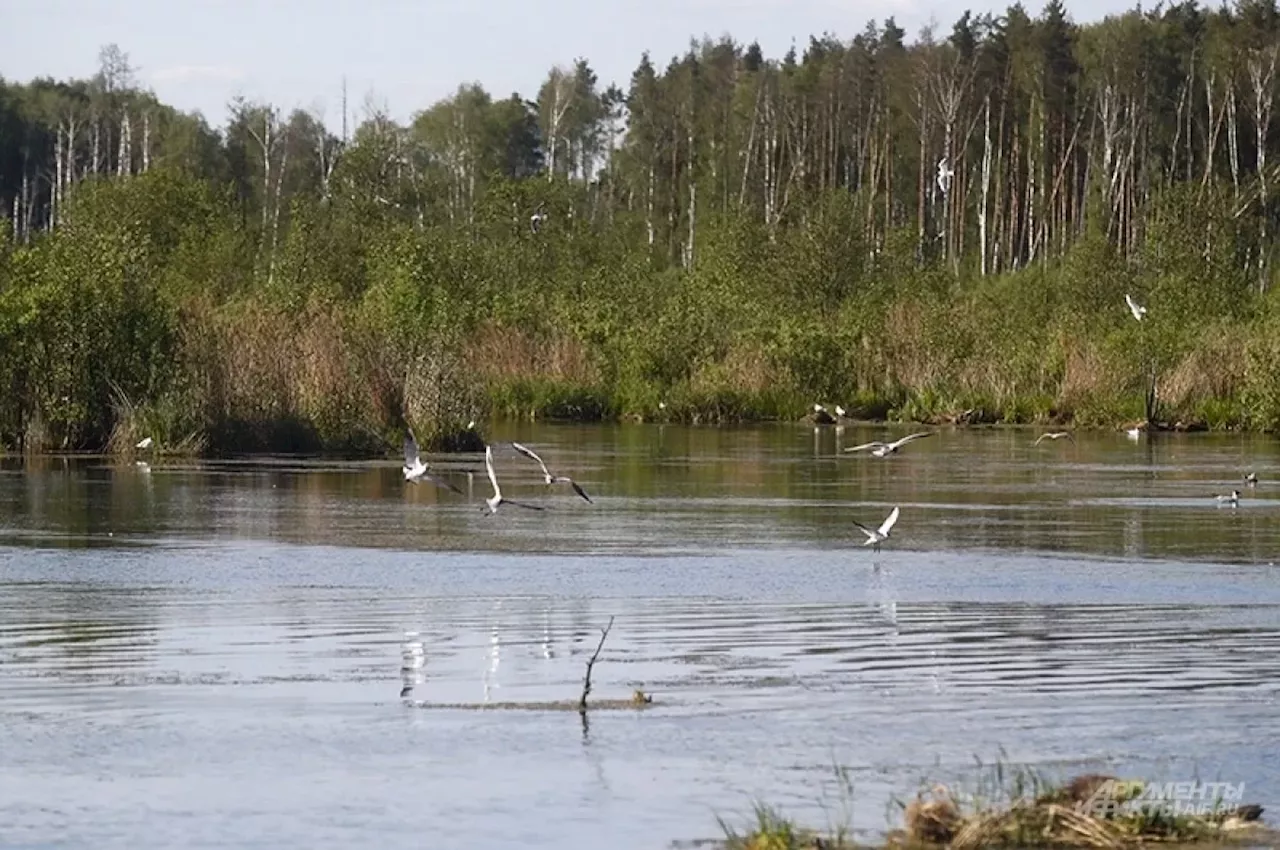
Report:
646,163,655,247
313,109,339,202
19,165,30,243
1227,82,1240,199
916,83,929,262
738,83,761,210
53,130,63,228
980,95,991,276
267,142,288,287
1248,46,1277,291
1202,72,1224,188
544,70,574,181
686,119,696,270
142,111,151,173
118,108,132,177
91,114,102,175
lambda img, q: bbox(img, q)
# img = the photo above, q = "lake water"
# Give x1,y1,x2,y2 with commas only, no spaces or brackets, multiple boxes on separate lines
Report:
2,423,1279,849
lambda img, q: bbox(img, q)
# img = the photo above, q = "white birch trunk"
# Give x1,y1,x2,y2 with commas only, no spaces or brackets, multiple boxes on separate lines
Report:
980,95,991,276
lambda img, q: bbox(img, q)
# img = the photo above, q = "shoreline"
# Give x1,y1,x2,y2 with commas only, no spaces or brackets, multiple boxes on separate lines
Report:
2,412,1270,462
3,408,1270,461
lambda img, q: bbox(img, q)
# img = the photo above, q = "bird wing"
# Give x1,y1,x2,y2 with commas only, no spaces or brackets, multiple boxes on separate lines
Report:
484,445,501,499
1033,433,1050,445
1125,294,1145,319
424,472,463,496
403,433,419,468
563,478,592,504
851,519,877,541
890,432,933,449
511,442,552,478
844,441,888,453
877,506,901,537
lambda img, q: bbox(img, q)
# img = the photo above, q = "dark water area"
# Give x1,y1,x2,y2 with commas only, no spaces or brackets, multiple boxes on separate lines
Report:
2,423,1278,848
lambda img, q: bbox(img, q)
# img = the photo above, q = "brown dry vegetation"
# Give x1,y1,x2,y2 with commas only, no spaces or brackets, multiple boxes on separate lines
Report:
720,773,1272,850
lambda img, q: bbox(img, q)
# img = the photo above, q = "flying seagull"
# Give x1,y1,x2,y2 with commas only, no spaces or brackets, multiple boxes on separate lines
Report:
936,157,954,195
1125,294,1148,322
853,506,900,553
482,444,545,515
1033,431,1075,445
511,442,592,503
402,432,463,494
1215,489,1240,506
844,432,934,458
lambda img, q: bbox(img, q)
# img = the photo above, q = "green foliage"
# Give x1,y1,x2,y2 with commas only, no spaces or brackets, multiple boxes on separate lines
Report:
7,11,1280,451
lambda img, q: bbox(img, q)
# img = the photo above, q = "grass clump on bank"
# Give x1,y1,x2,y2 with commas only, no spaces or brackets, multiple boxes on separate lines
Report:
718,769,1270,850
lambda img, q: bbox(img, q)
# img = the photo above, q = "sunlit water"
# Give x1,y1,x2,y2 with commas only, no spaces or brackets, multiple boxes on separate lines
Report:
2,423,1279,849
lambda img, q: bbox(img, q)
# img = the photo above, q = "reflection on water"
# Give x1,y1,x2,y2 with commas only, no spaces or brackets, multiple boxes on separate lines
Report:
1,424,1279,849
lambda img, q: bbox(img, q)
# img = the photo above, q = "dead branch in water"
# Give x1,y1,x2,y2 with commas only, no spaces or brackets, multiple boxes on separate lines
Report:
578,615,615,715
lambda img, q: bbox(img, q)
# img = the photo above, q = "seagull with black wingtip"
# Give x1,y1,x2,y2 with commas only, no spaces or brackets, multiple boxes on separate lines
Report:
511,442,593,504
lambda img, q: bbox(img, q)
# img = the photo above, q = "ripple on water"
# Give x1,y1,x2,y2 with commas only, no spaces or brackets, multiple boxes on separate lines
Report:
2,426,1280,849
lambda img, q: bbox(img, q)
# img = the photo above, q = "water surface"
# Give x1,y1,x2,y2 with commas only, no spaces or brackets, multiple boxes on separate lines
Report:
2,423,1278,848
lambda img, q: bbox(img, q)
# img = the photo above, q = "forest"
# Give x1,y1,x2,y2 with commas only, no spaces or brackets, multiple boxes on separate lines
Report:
3,0,1280,454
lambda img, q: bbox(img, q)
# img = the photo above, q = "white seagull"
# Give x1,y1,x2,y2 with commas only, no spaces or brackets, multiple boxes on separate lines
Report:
1033,431,1075,445
511,442,593,503
1125,293,1148,322
135,437,153,449
844,432,934,458
853,506,900,553
936,157,953,195
530,204,548,234
482,444,545,514
402,432,463,494
1244,472,1258,486
811,403,837,425
1215,489,1240,506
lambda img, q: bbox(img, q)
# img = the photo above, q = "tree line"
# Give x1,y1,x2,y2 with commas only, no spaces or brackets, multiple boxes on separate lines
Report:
3,2,1280,453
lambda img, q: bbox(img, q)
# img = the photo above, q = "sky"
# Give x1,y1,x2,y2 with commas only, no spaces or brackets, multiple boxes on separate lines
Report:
4,0,1136,135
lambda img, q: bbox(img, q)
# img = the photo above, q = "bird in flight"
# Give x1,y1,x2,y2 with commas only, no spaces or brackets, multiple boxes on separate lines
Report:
1125,293,1148,322
844,432,934,458
402,432,463,494
511,442,593,503
482,444,545,515
853,506,901,553
1033,431,1075,445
